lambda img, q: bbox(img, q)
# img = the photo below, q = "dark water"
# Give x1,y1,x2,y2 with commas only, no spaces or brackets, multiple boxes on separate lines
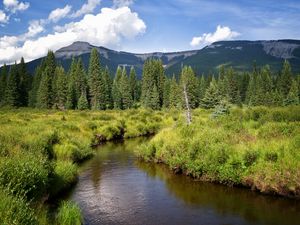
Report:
67,138,300,225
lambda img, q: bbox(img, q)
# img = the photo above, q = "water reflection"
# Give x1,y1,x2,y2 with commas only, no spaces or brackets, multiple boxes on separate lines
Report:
68,138,300,225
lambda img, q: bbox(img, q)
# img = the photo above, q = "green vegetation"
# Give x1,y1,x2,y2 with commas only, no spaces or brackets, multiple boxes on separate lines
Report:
0,108,172,224
0,46,299,223
56,201,82,225
137,106,300,198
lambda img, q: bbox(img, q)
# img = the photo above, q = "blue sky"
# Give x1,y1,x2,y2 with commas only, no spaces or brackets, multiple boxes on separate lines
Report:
0,0,300,64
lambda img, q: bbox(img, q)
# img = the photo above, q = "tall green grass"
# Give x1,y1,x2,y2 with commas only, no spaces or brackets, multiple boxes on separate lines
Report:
137,106,300,198
56,201,82,225
0,108,172,224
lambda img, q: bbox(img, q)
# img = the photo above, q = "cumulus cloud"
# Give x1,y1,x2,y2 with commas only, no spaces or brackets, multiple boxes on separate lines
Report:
190,25,240,47
70,0,101,18
0,7,146,65
113,0,135,8
3,0,30,13
48,5,72,23
0,10,9,23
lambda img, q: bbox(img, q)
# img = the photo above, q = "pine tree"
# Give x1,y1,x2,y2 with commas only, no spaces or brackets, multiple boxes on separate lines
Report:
88,48,106,110
103,67,113,109
149,85,160,110
119,68,132,109
66,58,78,109
169,75,181,108
78,90,89,110
75,58,87,102
224,67,241,105
141,59,165,109
163,78,171,108
279,60,292,97
54,66,67,109
36,51,56,108
201,77,220,109
129,66,138,102
112,66,122,109
198,75,207,102
284,79,299,106
246,73,257,106
271,89,284,106
29,61,46,107
180,66,199,109
18,57,31,106
37,68,53,108
0,64,8,105
5,63,19,107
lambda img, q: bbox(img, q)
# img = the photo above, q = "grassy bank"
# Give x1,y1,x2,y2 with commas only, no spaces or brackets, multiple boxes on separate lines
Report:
137,106,300,198
0,108,173,225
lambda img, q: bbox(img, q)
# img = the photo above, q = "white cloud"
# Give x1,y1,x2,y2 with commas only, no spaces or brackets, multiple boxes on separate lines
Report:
48,5,72,23
0,10,9,23
25,20,44,38
70,0,101,18
0,7,146,65
113,0,134,8
190,25,240,47
3,0,30,13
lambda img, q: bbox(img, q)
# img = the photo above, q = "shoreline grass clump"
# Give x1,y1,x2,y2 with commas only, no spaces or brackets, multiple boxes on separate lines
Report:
137,106,300,198
56,201,82,225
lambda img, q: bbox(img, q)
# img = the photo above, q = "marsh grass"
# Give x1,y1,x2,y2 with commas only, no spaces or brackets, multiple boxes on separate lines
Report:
0,108,172,224
56,201,82,225
137,106,300,197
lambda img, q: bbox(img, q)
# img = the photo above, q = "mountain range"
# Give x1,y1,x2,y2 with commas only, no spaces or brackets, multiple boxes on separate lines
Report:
25,39,300,77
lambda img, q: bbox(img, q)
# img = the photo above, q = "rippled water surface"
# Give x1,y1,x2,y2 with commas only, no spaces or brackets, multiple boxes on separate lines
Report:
66,138,300,225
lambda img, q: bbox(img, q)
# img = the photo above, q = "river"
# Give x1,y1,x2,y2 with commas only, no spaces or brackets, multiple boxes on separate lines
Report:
65,138,300,225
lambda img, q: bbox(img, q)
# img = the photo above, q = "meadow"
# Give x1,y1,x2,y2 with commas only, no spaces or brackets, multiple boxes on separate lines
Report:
137,106,300,198
0,106,299,224
0,108,174,225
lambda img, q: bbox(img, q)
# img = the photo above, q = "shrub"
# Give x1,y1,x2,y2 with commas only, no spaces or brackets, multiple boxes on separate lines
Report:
243,150,259,167
265,152,278,162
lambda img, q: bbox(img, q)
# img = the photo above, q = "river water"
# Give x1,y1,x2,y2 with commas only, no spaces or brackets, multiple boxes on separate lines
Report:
66,138,300,225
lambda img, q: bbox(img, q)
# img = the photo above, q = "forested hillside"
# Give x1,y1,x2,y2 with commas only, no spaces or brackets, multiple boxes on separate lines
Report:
0,48,299,110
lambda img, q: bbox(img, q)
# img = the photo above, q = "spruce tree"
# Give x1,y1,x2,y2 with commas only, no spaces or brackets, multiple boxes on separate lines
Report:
224,67,241,105
5,63,19,107
29,61,46,107
163,78,171,108
129,66,138,102
279,60,292,97
88,48,105,110
198,75,207,102
284,79,299,106
78,90,89,110
149,85,160,110
0,64,8,105
169,75,181,108
18,57,30,106
112,66,123,109
103,67,113,109
54,66,67,109
201,77,220,109
180,66,198,109
66,58,78,109
119,68,132,109
36,51,56,108
141,59,165,109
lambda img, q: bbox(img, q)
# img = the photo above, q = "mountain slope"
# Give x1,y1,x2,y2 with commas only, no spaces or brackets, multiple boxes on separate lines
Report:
25,40,300,77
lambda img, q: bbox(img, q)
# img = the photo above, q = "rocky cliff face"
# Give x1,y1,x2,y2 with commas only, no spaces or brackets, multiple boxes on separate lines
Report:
261,40,300,59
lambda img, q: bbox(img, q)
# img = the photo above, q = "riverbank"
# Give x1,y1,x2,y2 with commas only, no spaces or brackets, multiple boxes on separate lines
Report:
0,108,174,225
137,106,300,198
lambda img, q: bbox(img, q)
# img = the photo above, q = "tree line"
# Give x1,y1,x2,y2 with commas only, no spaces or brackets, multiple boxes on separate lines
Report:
0,48,299,110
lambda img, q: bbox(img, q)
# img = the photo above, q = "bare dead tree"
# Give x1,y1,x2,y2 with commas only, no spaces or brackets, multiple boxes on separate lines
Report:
183,84,192,125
